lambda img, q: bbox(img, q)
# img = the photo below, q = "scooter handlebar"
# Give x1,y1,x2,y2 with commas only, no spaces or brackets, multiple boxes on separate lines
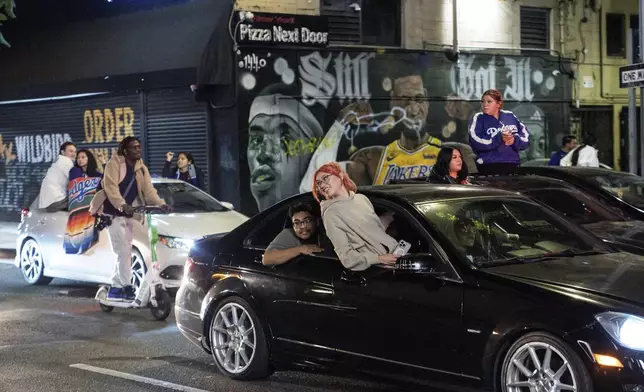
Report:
134,205,170,214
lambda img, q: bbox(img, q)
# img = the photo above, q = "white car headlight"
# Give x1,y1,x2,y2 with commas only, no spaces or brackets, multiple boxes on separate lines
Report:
595,312,644,351
159,235,194,252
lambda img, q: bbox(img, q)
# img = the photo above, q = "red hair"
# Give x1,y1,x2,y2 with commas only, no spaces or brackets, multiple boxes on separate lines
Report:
312,162,357,203
482,89,503,108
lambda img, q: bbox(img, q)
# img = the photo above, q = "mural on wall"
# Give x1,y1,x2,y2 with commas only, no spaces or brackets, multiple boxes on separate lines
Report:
237,49,570,214
0,98,139,222
0,0,16,48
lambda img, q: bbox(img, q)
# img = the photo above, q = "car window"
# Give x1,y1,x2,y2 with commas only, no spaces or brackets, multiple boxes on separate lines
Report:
416,198,610,266
582,172,644,208
244,207,290,249
371,201,432,255
525,189,622,224
153,182,227,213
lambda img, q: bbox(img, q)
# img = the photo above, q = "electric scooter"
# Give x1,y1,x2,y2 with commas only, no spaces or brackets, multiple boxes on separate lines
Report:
95,205,173,321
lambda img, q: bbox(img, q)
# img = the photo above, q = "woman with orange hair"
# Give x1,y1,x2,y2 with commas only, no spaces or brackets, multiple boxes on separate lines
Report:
313,162,400,271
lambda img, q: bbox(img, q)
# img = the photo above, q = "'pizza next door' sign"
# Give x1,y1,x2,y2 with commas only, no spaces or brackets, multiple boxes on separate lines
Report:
236,12,329,47
620,63,644,88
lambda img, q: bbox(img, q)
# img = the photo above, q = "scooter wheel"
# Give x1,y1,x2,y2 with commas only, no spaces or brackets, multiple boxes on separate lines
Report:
150,289,172,321
100,304,114,313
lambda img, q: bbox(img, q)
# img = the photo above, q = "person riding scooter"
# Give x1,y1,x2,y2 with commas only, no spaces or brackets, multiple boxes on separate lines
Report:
90,137,171,302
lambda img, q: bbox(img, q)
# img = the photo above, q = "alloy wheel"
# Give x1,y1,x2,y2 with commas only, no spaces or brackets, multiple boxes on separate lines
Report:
211,302,257,374
505,342,577,392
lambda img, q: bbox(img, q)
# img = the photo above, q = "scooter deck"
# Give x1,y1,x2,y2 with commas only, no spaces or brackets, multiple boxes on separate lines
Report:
98,299,147,308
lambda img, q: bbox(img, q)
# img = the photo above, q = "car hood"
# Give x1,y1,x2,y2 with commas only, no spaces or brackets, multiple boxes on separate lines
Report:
151,211,248,239
483,252,644,307
583,220,644,244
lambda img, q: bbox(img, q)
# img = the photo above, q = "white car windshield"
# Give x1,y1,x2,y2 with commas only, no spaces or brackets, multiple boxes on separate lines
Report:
416,198,609,266
153,182,228,213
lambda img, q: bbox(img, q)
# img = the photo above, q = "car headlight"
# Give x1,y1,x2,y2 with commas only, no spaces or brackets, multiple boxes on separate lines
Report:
595,312,644,351
159,235,194,251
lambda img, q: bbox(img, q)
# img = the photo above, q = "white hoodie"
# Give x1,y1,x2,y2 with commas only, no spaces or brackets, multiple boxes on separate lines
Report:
560,145,600,167
38,155,74,209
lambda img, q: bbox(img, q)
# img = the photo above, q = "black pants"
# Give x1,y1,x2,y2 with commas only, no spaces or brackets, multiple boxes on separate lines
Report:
476,163,519,175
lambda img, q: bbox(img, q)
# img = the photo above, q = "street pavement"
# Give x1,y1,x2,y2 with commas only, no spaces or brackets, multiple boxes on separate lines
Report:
0,251,484,392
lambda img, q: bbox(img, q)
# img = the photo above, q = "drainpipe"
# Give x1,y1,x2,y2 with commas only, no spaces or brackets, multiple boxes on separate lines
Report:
559,0,566,55
453,0,459,55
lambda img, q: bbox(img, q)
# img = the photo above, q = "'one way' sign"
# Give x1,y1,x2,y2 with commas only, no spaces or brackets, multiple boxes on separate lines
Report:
620,63,644,88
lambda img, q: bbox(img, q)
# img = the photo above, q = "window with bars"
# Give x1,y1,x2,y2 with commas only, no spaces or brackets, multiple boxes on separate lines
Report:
520,7,550,51
320,0,401,46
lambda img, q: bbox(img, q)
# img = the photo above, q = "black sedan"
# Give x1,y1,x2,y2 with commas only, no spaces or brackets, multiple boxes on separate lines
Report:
470,174,644,255
514,166,644,221
176,184,644,392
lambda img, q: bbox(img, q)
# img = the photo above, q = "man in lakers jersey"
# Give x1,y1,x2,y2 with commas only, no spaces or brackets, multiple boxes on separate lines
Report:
347,74,442,185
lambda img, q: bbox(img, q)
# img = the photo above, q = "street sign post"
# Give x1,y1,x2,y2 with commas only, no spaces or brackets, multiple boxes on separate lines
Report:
620,27,643,175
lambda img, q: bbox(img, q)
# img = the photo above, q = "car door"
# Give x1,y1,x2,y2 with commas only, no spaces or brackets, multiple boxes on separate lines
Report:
324,199,464,375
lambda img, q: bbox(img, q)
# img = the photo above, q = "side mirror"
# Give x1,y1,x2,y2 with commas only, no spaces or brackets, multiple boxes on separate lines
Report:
394,253,445,277
221,201,234,210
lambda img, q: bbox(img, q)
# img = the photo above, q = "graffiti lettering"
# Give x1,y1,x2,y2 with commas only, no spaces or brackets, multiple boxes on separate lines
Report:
83,107,135,144
450,56,541,102
284,135,339,157
503,58,534,101
299,51,375,108
0,164,46,210
15,133,72,163
0,134,16,162
239,53,268,72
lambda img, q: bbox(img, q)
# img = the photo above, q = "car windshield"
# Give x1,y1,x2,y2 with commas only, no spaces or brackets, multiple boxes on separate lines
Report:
153,182,228,213
416,198,609,266
580,172,644,209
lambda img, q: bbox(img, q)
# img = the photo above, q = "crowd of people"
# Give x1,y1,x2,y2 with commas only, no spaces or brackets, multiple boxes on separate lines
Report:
34,87,602,295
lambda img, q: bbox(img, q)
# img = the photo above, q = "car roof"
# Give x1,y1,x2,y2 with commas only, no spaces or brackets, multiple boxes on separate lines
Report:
358,183,523,204
517,166,619,177
471,174,573,190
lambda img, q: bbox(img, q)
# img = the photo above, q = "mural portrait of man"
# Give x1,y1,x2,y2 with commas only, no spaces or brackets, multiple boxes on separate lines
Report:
246,84,323,211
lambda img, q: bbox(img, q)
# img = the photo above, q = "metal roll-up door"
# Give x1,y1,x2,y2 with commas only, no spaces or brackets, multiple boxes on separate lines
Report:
0,92,141,222
144,88,209,190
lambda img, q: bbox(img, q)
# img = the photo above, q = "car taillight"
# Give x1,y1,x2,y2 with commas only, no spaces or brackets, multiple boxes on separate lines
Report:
21,208,29,222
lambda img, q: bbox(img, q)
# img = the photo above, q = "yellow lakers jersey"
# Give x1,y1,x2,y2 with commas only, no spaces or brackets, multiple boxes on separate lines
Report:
373,137,442,185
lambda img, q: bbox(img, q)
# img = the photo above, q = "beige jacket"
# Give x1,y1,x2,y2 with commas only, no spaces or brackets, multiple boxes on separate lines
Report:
89,154,164,215
321,192,397,271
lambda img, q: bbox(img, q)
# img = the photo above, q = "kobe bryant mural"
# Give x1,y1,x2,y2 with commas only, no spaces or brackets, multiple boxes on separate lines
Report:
236,49,570,213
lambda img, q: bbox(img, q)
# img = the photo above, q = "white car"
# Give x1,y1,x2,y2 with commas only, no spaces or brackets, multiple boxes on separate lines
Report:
14,178,248,292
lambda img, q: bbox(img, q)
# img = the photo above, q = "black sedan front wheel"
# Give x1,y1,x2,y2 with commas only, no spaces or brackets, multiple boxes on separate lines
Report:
501,332,593,392
209,297,270,380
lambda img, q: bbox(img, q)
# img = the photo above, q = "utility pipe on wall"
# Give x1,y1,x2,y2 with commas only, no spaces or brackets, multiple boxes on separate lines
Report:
453,0,459,54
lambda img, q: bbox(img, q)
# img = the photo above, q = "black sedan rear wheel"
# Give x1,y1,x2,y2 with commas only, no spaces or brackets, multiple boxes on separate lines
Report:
501,332,593,392
209,296,270,380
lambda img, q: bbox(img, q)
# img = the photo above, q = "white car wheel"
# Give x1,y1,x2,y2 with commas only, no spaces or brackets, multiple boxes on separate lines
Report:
130,249,146,295
20,239,52,285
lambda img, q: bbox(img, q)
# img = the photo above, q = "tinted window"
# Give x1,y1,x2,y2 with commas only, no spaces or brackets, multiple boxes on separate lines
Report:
582,172,644,208
417,198,608,265
153,182,227,213
525,189,622,224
